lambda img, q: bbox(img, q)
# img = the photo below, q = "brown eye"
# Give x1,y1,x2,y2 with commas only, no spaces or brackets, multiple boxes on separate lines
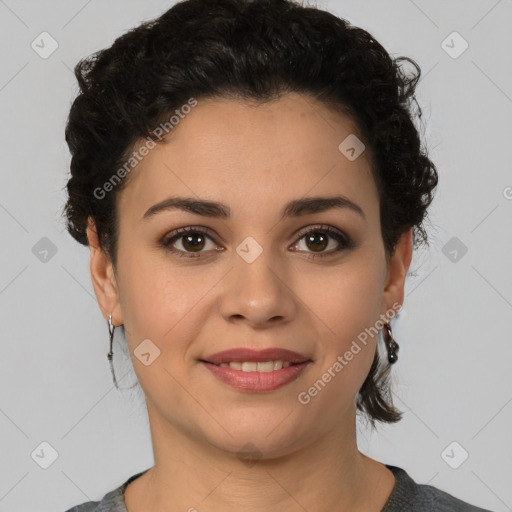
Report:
304,231,329,252
292,225,352,259
160,224,352,259
161,227,217,258
180,232,207,252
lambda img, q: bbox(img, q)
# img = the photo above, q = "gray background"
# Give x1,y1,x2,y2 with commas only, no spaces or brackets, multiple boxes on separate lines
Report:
0,0,511,510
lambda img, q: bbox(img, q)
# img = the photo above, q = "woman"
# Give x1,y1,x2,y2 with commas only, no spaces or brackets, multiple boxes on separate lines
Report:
62,0,493,510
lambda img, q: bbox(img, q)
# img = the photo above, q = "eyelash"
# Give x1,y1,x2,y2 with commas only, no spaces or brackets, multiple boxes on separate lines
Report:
160,224,353,260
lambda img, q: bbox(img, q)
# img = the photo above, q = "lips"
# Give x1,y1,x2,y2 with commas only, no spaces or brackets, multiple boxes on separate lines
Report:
200,347,312,365
200,348,313,392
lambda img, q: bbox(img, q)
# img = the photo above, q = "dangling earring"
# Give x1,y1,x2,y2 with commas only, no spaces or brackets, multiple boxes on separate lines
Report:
383,322,399,364
107,313,119,388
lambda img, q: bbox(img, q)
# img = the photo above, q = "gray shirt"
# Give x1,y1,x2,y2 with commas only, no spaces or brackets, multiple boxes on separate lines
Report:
63,464,494,511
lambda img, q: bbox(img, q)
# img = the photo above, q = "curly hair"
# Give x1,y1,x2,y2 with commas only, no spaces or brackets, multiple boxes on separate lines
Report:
63,0,438,427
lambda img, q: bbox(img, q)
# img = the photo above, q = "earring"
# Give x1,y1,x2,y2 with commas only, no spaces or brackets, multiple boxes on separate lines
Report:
383,322,399,364
107,313,119,388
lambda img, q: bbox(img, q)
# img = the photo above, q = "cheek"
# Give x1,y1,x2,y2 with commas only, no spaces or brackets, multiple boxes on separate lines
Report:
296,307,380,428
303,256,385,344
115,250,169,351
296,256,384,407
117,251,211,362
116,261,197,408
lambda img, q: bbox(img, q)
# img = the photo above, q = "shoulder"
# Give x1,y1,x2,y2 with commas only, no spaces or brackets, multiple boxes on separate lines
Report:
413,483,494,511
63,489,122,512
64,501,100,512
63,469,150,512
383,465,495,512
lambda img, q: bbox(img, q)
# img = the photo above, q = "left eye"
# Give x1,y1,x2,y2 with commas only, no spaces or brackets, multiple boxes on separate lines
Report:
292,226,351,257
161,225,352,259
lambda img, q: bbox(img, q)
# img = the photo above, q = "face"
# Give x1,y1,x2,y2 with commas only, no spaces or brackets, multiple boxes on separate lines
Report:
89,93,411,459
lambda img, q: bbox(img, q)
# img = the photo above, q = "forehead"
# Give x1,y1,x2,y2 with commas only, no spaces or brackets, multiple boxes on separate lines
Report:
117,93,378,223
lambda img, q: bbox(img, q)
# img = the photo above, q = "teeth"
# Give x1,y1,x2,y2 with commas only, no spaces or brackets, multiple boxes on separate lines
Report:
242,361,258,372
218,360,294,371
256,361,274,372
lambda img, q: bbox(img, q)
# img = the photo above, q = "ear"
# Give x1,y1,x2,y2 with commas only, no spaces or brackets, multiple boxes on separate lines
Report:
86,218,123,326
381,227,413,315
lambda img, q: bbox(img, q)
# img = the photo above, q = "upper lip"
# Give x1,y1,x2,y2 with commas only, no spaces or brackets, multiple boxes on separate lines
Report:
201,348,312,365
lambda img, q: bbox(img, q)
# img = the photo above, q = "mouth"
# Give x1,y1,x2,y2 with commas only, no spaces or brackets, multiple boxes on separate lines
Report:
199,359,308,372
198,347,312,391
199,356,312,392
199,347,313,369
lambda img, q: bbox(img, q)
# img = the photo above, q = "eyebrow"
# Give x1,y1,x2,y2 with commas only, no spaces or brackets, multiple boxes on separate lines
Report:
141,195,366,222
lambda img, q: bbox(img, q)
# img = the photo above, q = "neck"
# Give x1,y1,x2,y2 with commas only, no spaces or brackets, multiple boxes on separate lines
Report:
124,401,394,512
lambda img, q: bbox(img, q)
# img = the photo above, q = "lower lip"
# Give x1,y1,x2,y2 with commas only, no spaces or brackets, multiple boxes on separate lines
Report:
200,361,311,392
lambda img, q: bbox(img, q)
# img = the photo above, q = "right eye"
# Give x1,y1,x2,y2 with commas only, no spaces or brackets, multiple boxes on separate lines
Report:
161,226,221,258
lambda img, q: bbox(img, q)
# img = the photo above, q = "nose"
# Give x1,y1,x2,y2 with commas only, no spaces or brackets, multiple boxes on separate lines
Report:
218,242,297,328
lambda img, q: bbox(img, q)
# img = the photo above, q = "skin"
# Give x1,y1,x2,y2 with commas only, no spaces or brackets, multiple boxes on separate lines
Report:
87,92,412,512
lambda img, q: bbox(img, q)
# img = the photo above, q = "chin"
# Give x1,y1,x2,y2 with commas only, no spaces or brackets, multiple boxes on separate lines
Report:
203,416,309,461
